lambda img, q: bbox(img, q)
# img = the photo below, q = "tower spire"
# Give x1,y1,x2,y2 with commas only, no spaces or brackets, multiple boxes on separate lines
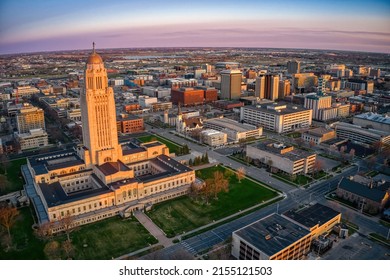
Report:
92,42,95,53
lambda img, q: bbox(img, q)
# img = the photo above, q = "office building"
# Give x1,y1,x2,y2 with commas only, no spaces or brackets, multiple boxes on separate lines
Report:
171,87,217,106
353,113,390,132
16,104,45,134
200,129,227,147
292,73,317,93
287,60,300,74
16,128,48,151
301,127,336,145
255,74,279,101
117,115,144,134
203,117,262,142
220,69,242,100
278,80,291,98
240,104,312,133
334,122,390,146
282,203,341,238
246,140,316,175
232,214,312,260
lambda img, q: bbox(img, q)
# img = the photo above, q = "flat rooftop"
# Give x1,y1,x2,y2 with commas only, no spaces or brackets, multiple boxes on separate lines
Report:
204,117,258,132
28,149,82,175
253,140,315,161
244,103,310,115
283,203,340,229
354,113,390,125
234,214,311,257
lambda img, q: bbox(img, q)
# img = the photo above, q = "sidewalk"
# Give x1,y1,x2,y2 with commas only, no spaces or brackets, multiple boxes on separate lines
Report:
134,210,173,247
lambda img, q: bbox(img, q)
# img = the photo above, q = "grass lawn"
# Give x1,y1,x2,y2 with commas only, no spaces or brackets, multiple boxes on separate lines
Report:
0,158,27,195
285,132,302,138
137,135,184,155
274,172,312,186
312,170,328,180
0,207,157,260
0,207,46,260
70,216,157,259
147,165,278,237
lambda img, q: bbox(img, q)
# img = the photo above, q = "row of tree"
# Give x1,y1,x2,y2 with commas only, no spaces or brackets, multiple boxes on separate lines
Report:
188,153,209,166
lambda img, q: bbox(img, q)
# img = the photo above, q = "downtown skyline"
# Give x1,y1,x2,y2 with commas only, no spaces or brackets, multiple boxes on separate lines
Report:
0,0,389,54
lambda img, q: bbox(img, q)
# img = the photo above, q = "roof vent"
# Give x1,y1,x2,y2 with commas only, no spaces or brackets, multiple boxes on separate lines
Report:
265,234,272,240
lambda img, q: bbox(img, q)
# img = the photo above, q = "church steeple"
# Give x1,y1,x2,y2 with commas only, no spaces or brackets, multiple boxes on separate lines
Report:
178,102,182,116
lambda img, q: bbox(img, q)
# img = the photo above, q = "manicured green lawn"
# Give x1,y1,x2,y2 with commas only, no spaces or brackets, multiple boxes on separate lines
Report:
147,165,278,237
137,135,184,155
0,207,157,260
70,217,157,259
0,158,26,195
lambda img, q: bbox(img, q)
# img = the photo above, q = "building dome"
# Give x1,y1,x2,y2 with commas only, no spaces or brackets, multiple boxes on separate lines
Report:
87,42,103,64
87,52,103,64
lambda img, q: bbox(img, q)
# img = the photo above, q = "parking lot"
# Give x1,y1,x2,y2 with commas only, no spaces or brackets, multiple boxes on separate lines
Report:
321,233,390,260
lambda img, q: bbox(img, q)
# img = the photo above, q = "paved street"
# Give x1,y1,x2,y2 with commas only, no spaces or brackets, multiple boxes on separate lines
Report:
139,125,389,260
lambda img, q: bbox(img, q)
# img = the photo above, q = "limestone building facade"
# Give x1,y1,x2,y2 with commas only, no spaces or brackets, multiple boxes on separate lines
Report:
24,46,195,229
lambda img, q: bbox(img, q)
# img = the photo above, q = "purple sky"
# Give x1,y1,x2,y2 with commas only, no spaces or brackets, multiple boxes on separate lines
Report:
0,0,389,54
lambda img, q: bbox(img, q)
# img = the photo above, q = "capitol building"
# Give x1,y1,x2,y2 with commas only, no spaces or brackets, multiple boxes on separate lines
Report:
23,46,195,230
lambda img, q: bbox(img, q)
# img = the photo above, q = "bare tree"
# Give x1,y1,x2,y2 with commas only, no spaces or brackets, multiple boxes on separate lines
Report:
0,205,19,241
339,146,346,160
312,160,324,178
59,213,75,242
44,240,61,260
236,167,246,183
62,240,75,259
349,148,356,161
203,171,229,201
35,221,55,240
372,141,383,154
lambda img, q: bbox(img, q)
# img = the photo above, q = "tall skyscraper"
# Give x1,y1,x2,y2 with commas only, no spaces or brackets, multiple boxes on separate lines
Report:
80,43,122,166
255,74,279,101
16,104,45,134
287,60,300,74
220,69,242,100
317,77,326,96
278,80,291,99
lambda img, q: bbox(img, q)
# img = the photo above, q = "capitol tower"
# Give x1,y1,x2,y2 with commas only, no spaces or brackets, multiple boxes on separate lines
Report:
79,43,122,167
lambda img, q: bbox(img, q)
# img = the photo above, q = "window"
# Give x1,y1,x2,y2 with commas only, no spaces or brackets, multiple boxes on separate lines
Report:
53,213,56,219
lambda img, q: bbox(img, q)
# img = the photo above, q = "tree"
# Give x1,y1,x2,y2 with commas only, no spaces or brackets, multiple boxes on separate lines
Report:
188,158,193,166
0,175,10,195
372,141,383,154
62,240,75,259
35,221,55,240
224,169,234,178
44,240,61,260
312,160,324,178
203,171,229,201
59,213,75,242
0,154,9,176
236,167,246,183
0,204,19,241
339,146,347,160
204,153,209,164
349,148,356,161
309,140,316,148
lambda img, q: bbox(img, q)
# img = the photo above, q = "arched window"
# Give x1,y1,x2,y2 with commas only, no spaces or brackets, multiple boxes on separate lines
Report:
104,157,112,163
69,168,76,173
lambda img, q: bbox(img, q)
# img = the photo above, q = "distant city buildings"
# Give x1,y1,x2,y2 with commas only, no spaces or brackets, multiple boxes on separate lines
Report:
220,69,242,100
287,60,300,74
255,74,279,101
